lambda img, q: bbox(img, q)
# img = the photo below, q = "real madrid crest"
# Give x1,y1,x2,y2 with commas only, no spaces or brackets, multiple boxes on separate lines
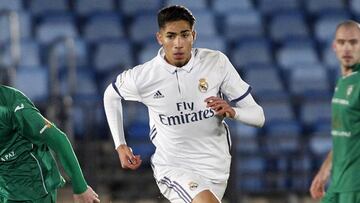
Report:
188,181,198,191
198,78,208,93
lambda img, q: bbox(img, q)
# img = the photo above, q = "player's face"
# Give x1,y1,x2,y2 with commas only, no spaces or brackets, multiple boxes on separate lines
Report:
156,20,195,67
333,26,360,68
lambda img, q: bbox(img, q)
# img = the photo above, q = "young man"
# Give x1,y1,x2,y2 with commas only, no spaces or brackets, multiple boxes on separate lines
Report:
104,5,264,203
0,85,100,203
310,20,360,203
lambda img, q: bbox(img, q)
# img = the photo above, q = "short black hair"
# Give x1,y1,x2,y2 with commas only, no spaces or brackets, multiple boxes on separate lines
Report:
157,5,196,30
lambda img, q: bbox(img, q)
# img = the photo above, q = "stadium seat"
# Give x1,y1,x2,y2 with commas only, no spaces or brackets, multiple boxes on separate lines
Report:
2,40,41,67
0,12,31,44
120,0,163,16
84,13,124,43
261,100,296,123
277,41,319,68
314,12,350,45
138,42,160,64
213,0,253,13
350,0,360,17
49,38,89,68
309,132,332,156
165,0,208,11
75,0,114,16
269,12,309,43
322,44,339,67
223,10,264,41
258,0,300,15
130,13,158,43
300,101,332,130
36,19,78,45
305,0,345,16
194,36,226,53
0,0,23,11
231,38,273,67
15,67,48,102
93,40,134,73
287,65,330,98
29,0,68,16
191,10,217,38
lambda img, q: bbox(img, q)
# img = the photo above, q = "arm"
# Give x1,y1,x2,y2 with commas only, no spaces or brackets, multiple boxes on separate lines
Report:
103,85,142,170
310,150,332,199
205,94,265,127
16,107,100,202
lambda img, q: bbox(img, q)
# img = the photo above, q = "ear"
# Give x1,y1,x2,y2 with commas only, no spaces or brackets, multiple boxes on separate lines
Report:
332,41,336,52
192,30,197,41
156,32,162,46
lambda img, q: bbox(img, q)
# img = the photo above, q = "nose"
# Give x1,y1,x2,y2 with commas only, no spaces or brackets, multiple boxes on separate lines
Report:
174,36,183,49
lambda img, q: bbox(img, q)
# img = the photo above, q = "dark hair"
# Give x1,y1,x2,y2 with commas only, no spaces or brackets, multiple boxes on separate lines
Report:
157,5,196,29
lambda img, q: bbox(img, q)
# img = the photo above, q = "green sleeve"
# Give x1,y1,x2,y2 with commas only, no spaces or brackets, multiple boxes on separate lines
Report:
13,100,88,194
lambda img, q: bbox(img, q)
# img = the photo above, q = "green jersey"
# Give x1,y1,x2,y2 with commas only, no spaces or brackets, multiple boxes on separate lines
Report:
330,64,360,192
0,85,87,201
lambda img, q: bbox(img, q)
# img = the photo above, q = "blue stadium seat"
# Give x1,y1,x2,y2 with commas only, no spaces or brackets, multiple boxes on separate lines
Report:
84,13,124,43
0,0,23,10
287,66,330,97
277,42,319,68
0,12,31,43
36,19,78,45
3,40,41,67
127,121,150,141
258,0,300,15
191,10,217,38
235,135,259,154
60,68,99,101
309,133,332,156
138,42,160,64
213,0,253,13
231,38,273,67
130,13,158,43
29,0,68,16
223,10,264,41
15,67,48,102
305,0,345,15
300,101,332,129
269,12,309,43
314,12,350,45
194,36,226,52
261,100,296,123
244,66,285,99
165,0,208,11
93,40,134,73
322,44,339,67
120,0,162,16
350,0,360,17
75,0,114,16
237,156,265,173
50,38,88,67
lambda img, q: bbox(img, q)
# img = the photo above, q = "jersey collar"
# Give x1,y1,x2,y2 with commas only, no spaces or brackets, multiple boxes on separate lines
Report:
156,47,196,73
351,63,360,72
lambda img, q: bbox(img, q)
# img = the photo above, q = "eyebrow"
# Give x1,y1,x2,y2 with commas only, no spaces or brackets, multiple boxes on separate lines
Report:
166,30,191,35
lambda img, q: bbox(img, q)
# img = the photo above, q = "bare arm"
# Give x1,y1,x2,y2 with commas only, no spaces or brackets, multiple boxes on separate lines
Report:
310,150,333,199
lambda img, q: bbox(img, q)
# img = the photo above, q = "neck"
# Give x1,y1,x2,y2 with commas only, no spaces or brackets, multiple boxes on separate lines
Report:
342,65,353,77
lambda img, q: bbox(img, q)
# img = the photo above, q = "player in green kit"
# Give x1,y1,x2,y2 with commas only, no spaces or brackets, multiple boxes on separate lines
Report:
310,20,360,203
0,85,100,202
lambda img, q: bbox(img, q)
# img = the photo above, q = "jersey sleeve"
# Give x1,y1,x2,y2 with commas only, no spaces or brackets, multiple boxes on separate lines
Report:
219,52,251,102
112,68,142,102
12,99,88,194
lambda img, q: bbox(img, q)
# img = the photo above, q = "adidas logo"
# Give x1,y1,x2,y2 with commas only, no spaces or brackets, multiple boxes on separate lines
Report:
153,90,164,99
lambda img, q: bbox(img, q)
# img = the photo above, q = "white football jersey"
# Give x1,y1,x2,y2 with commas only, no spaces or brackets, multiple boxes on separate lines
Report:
112,48,250,182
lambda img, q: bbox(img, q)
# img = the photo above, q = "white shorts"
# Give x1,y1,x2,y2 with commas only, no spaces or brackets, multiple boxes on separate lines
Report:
153,165,227,203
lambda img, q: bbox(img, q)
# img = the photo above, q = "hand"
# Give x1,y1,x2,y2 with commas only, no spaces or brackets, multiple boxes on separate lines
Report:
117,144,142,170
73,186,100,203
205,96,235,118
310,171,329,199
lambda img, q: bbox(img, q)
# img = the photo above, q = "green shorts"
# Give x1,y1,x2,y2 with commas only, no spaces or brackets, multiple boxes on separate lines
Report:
0,190,57,203
321,191,360,203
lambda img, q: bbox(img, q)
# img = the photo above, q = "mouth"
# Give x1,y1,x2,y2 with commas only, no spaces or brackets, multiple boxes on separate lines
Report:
173,53,184,60
343,55,353,60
